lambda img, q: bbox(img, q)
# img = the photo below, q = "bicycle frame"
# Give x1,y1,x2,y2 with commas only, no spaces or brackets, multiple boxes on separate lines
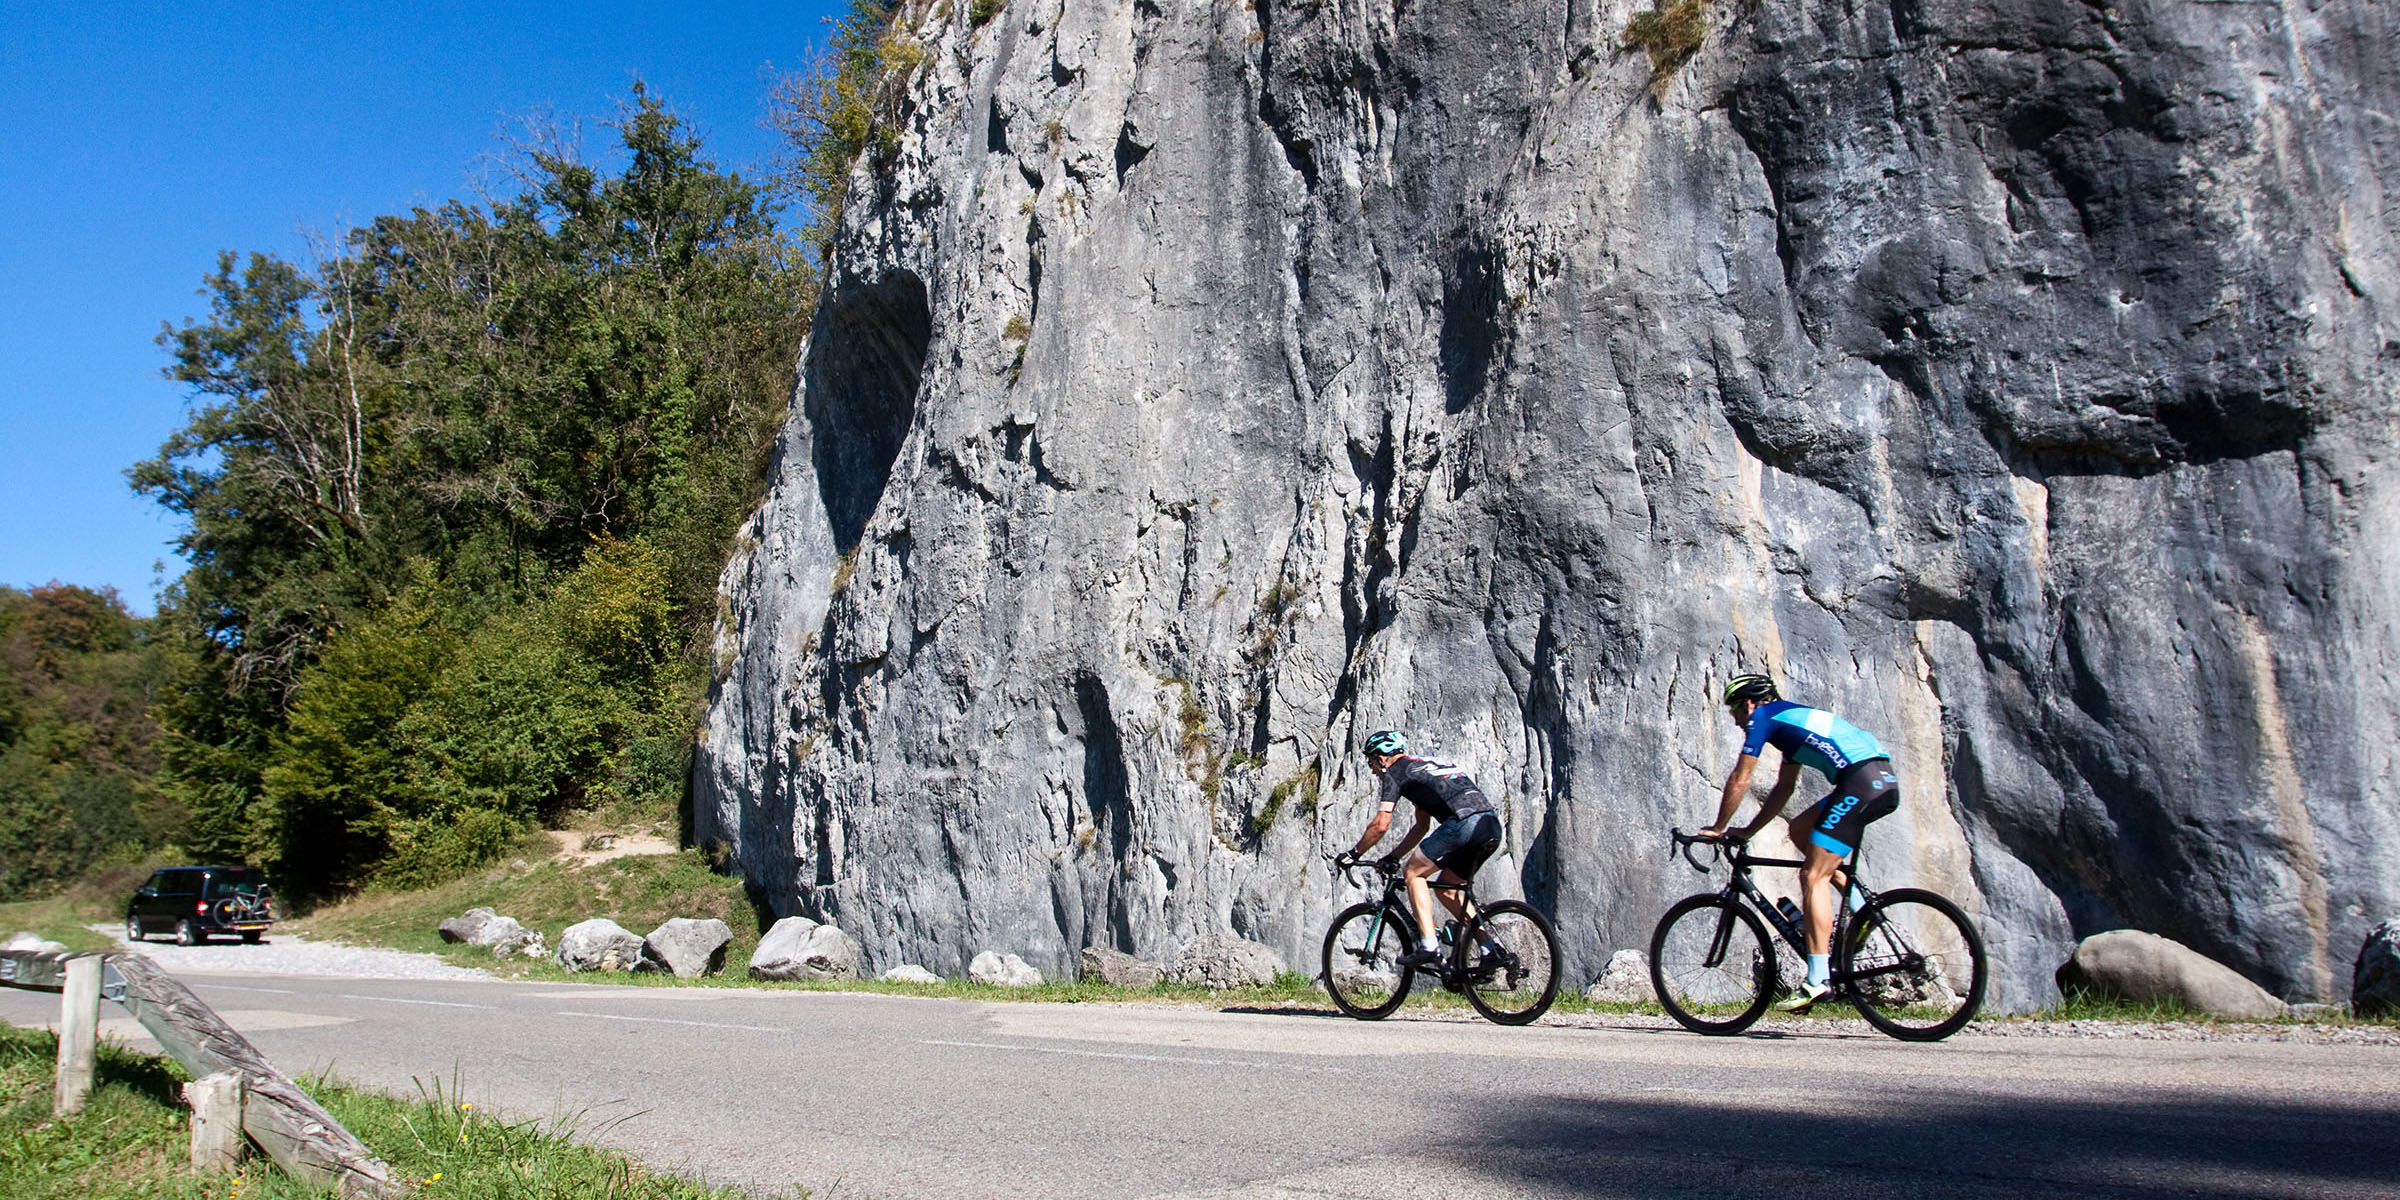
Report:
1339,863,1482,982
1676,834,1913,992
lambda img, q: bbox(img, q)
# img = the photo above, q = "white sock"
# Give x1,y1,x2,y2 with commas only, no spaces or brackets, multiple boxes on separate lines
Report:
1420,936,1439,953
1806,954,1830,988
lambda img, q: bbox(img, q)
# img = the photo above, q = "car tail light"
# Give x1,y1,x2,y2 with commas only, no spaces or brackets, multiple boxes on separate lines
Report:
196,902,209,914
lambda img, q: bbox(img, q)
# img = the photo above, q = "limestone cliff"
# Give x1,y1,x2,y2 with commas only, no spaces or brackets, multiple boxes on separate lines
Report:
697,0,2400,1009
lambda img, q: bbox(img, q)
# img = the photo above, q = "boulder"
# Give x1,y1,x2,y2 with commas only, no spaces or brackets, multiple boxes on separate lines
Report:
747,916,862,981
437,908,497,944
2353,918,2400,1017
968,951,1043,987
1171,935,1285,990
2,931,67,954
475,915,538,956
1080,946,1166,989
1584,949,1652,1005
555,918,647,973
2056,930,2285,1019
880,964,944,985
644,918,733,978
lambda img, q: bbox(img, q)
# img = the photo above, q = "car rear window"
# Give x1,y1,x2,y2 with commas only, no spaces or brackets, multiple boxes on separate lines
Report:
205,870,267,898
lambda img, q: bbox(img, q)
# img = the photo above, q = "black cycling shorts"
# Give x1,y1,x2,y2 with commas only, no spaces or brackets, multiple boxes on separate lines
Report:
1799,760,1898,856
1419,810,1502,878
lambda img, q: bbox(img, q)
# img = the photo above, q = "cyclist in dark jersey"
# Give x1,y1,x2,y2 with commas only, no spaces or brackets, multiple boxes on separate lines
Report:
1699,673,1900,1011
1337,730,1504,968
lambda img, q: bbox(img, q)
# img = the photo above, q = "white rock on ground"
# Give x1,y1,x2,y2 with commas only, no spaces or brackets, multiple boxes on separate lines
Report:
2056,930,2286,1019
644,918,733,978
555,918,647,973
2,931,68,954
1171,935,1284,990
1584,949,1652,1005
437,908,498,944
748,916,862,981
1080,945,1165,988
969,951,1042,987
879,964,944,985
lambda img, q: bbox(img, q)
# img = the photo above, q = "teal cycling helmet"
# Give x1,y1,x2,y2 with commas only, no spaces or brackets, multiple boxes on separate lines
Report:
1721,673,1778,706
1361,729,1407,757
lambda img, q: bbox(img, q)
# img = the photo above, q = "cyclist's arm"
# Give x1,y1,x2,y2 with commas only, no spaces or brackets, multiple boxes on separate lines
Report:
1703,753,1762,836
1738,760,1804,836
1390,809,1434,860
1348,803,1396,858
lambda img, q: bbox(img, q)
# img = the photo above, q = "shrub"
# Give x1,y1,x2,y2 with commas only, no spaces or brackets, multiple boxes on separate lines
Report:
1623,0,1709,90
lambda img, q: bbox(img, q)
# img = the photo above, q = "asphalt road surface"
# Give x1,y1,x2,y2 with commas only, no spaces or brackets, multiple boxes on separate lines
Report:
6,969,2395,1199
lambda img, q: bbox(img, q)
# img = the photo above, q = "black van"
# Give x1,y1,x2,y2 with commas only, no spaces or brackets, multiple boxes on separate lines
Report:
126,866,278,945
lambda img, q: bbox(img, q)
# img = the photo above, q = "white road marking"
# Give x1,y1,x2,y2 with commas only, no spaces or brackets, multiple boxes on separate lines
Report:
337,993,492,1009
192,983,295,995
556,1010,786,1032
922,1039,1357,1075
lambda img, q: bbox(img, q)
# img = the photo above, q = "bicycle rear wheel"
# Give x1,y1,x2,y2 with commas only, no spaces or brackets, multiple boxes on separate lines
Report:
1840,887,1987,1041
1322,902,1416,1019
1649,894,1776,1034
1461,901,1560,1025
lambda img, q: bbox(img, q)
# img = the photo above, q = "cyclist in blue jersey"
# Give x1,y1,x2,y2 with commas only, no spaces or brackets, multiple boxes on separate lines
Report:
1698,673,1900,1011
1336,730,1504,969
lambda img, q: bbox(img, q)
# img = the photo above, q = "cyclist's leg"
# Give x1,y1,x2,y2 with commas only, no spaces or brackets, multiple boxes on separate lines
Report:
1428,812,1502,927
1402,852,1444,943
1800,765,1899,957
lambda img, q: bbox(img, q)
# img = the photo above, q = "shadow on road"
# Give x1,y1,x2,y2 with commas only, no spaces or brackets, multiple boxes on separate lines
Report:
1457,1088,2400,1199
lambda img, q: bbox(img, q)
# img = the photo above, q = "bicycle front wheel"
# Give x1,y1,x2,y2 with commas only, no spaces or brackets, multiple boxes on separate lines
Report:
1321,902,1416,1019
1840,887,1987,1041
1649,894,1776,1034
1461,901,1560,1025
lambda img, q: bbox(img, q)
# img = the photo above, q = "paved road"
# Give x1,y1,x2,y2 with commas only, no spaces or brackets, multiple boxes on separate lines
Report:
6,970,2396,1199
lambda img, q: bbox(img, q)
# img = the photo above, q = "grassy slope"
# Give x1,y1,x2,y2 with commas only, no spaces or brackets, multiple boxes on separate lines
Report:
0,1025,788,1199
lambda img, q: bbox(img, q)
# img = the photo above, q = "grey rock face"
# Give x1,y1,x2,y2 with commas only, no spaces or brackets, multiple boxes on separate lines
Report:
556,919,646,973
1080,945,1166,988
969,951,1044,987
880,963,945,984
749,916,863,981
1171,935,1286,989
644,918,734,978
698,0,2400,1011
437,908,497,944
2057,930,2286,1019
2354,919,2400,1017
1585,949,1652,1006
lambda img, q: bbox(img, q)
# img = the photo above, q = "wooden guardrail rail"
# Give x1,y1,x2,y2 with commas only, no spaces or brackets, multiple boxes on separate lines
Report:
1,948,407,1198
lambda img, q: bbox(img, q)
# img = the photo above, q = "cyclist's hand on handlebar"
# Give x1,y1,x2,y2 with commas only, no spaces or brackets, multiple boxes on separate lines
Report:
1332,851,1359,870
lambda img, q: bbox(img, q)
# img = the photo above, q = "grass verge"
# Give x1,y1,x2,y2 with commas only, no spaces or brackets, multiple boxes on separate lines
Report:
0,1024,785,1198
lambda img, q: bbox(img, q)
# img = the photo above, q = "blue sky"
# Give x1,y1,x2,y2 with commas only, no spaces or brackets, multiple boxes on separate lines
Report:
0,1,843,614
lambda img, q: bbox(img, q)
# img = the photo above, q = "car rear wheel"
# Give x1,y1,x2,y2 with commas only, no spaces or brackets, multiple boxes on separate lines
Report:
240,931,263,944
176,919,204,946
125,916,144,943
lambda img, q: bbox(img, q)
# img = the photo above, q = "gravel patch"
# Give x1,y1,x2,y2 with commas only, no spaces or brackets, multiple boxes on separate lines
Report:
96,925,492,982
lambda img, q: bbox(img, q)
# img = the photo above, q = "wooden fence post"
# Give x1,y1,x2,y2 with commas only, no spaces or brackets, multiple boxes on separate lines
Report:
185,1071,248,1170
53,955,100,1114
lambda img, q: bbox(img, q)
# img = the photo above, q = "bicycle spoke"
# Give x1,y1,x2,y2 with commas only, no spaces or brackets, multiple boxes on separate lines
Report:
1840,889,1986,1041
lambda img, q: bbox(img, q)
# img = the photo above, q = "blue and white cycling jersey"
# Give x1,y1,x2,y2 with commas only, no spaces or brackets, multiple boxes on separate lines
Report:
1740,700,1889,780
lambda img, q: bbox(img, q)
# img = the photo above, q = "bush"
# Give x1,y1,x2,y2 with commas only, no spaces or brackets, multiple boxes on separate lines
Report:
1623,0,1709,89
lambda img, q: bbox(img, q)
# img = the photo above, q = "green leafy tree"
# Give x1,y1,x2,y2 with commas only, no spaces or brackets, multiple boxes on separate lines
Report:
140,90,813,895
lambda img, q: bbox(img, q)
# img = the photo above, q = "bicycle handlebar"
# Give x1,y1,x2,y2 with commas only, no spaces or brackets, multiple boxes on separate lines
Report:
1325,852,1401,882
1668,828,1739,874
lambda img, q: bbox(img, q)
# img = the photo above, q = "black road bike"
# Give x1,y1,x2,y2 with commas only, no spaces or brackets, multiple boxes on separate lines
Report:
1651,829,1988,1041
1321,856,1561,1025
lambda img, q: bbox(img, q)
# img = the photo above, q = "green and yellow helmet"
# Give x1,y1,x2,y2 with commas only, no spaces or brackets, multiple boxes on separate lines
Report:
1721,673,1778,706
